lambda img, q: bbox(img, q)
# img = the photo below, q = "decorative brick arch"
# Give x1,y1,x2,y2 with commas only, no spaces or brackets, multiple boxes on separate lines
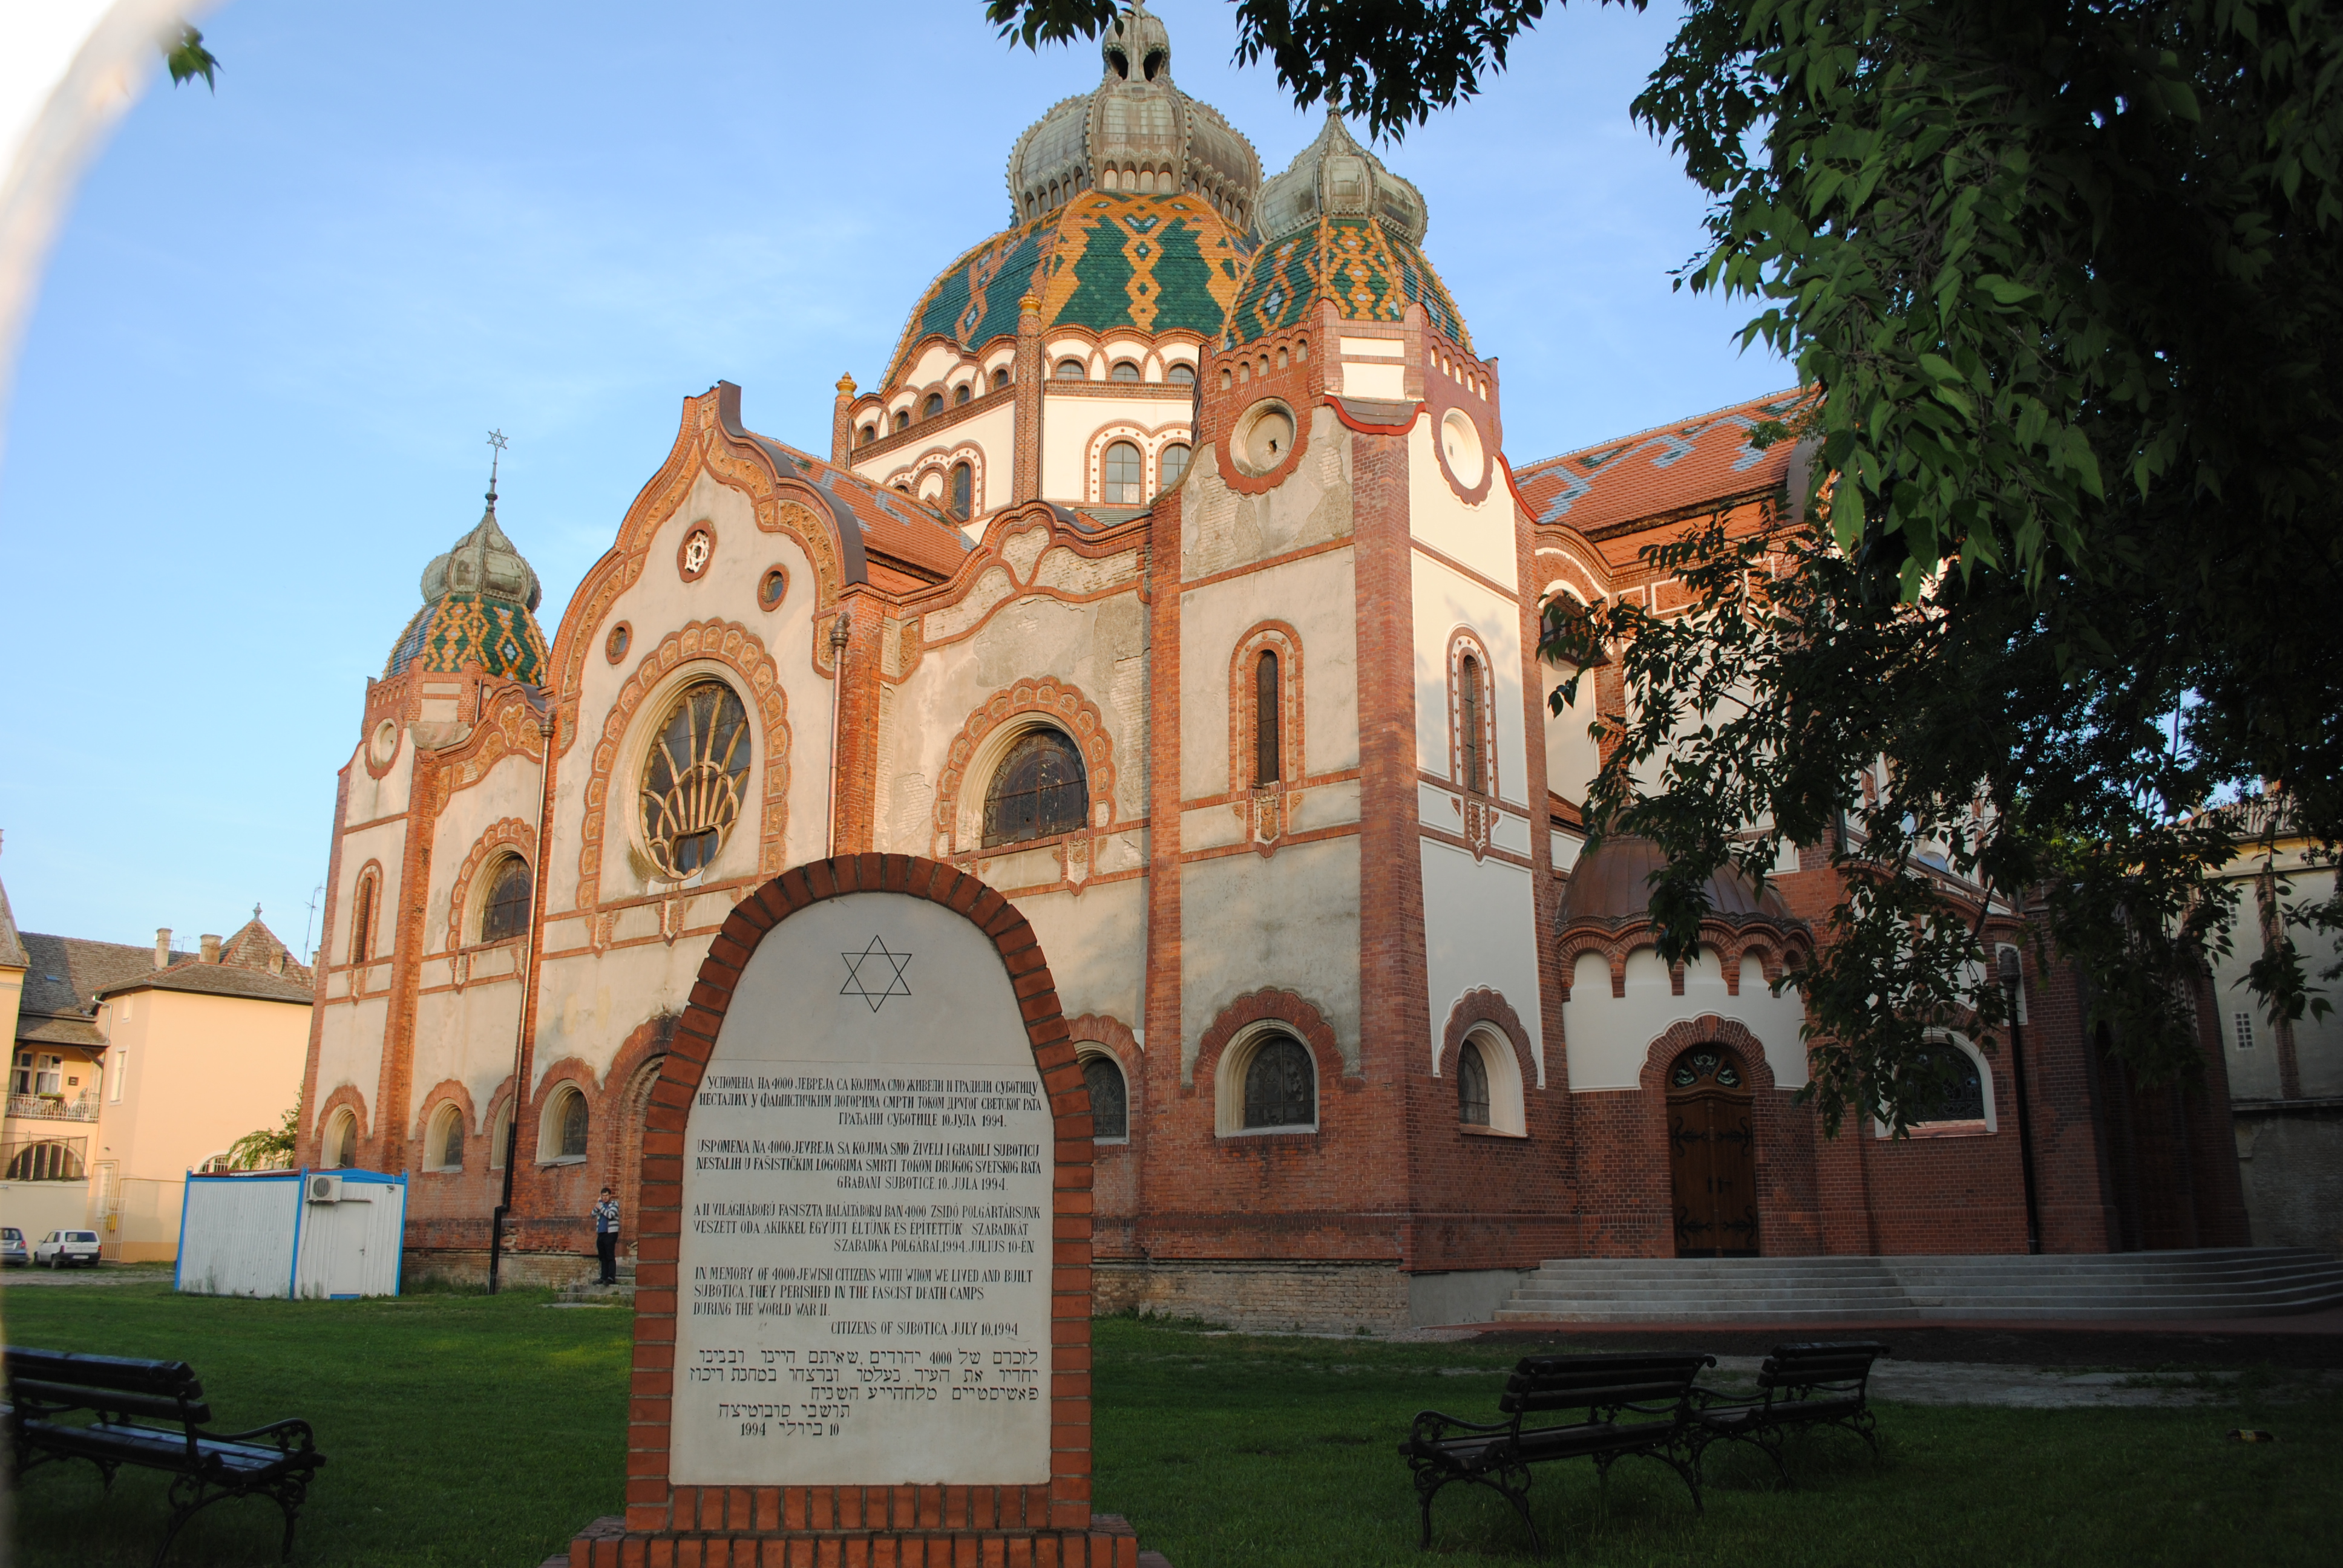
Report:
1191,987,1349,1090
932,674,1119,858
1065,1013,1142,1149
1228,621,1304,853
411,1079,480,1171
1438,987,1538,1088
575,619,791,911
612,852,1098,1546
308,1084,369,1168
1556,924,1818,1002
1636,1016,1784,1098
344,858,385,981
445,817,536,950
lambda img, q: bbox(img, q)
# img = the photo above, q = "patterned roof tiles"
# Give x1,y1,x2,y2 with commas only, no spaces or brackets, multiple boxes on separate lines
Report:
385,592,551,684
1513,389,1810,547
882,193,1251,391
1225,216,1469,350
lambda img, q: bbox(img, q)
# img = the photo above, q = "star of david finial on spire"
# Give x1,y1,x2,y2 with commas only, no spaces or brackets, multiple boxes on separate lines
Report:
485,428,508,509
839,936,914,1012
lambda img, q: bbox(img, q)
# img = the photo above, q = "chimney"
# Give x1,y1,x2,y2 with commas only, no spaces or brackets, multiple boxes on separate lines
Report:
154,929,172,970
199,934,221,964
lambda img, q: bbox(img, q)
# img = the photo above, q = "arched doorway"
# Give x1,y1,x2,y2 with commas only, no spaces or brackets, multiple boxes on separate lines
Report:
1666,1045,1758,1257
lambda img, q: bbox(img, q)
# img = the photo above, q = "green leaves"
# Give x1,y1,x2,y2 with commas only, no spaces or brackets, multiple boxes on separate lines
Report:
163,24,218,92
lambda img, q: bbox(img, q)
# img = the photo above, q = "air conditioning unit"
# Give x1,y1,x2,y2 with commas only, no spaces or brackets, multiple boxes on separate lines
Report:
307,1174,343,1204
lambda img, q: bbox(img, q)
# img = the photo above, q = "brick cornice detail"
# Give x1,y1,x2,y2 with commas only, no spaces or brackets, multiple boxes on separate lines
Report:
1636,1015,1783,1097
575,619,791,912
1556,919,1814,1001
1190,987,1350,1090
444,817,536,953
932,675,1119,860
1438,987,1537,1088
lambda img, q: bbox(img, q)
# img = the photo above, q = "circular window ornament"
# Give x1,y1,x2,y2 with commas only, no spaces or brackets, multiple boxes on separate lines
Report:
677,523,715,583
758,566,787,611
367,719,399,767
1231,400,1297,475
1441,409,1487,488
640,679,752,880
605,622,631,664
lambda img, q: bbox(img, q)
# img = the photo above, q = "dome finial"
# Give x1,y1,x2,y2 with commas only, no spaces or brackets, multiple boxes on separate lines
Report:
485,427,508,511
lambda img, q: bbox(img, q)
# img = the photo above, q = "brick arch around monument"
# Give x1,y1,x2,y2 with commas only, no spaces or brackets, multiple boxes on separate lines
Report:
618,853,1097,1543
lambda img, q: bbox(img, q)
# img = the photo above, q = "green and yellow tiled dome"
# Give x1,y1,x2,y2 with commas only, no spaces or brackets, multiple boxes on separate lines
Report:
882,191,1254,390
385,500,549,684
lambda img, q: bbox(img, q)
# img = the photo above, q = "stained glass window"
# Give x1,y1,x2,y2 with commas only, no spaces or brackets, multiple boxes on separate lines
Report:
1255,650,1281,784
480,857,532,943
1458,1044,1491,1126
1460,654,1485,793
982,730,1088,848
1083,1056,1128,1140
951,462,973,521
1915,1048,1985,1120
1242,1034,1314,1129
641,681,752,879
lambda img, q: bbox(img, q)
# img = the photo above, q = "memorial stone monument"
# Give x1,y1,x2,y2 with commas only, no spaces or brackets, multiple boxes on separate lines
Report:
563,855,1150,1567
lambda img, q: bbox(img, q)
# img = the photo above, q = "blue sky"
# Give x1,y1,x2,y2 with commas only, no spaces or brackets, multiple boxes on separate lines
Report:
0,0,1787,953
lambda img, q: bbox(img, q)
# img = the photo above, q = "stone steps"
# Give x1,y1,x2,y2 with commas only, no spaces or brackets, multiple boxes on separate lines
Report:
1490,1247,2343,1323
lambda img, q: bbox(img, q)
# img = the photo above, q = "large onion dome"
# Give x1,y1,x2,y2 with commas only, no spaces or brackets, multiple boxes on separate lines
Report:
384,490,549,684
1227,113,1469,350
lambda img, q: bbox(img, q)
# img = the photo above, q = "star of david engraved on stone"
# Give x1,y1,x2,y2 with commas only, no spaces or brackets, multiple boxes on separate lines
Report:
839,936,913,1012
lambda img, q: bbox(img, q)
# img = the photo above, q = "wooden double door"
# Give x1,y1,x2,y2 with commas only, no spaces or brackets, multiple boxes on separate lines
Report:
1666,1045,1760,1257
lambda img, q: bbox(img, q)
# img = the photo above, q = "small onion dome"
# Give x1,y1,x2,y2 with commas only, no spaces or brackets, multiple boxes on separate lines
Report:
1227,114,1467,351
1558,834,1795,930
384,500,549,684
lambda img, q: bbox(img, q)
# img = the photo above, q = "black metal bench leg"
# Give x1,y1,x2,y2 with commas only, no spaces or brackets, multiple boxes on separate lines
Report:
1493,1462,1542,1560
154,1474,214,1568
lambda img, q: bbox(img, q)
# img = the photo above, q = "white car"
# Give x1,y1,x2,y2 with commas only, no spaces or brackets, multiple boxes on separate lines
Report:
32,1230,101,1268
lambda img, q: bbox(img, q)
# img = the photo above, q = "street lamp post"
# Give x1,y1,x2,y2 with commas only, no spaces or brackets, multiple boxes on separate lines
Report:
1997,947,2043,1255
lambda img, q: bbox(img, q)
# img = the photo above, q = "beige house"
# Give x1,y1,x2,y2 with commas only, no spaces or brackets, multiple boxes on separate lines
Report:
0,858,313,1259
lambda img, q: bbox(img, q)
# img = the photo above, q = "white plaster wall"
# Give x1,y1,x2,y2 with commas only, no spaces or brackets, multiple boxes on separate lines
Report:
1040,391,1191,503
1544,664,1602,805
407,973,523,1134
1179,838,1361,1079
2209,861,2343,1099
329,816,410,994
1562,947,1806,1091
419,750,542,954
903,342,963,388
1180,406,1353,582
1412,554,1529,812
1421,841,1547,1083
1176,548,1359,800
341,731,415,827
1406,417,1518,592
874,581,1149,858
862,402,1017,523
312,995,389,1121
531,937,709,1092
1012,877,1147,1032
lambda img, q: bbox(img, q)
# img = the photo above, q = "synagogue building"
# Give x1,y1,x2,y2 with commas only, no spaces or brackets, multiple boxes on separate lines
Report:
298,7,2247,1326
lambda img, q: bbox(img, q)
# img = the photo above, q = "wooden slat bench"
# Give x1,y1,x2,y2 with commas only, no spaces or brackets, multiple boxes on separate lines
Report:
4,1346,326,1566
1691,1341,1889,1483
1399,1351,1715,1556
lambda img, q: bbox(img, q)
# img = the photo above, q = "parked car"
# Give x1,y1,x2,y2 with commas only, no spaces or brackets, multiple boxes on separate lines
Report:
32,1230,100,1268
0,1227,25,1266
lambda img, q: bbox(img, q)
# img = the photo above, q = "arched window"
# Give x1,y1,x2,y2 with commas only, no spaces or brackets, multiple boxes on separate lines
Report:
992,367,1011,390
893,410,909,433
1459,653,1486,794
349,873,376,965
430,1104,466,1171
1081,1054,1128,1141
1167,363,1195,387
920,393,942,420
1157,442,1191,494
7,1140,85,1181
953,384,971,407
858,423,875,446
544,1085,589,1161
1242,1034,1315,1130
949,462,973,522
198,1152,235,1174
1915,1047,1986,1122
1109,361,1141,382
1254,650,1281,785
487,1101,514,1169
640,680,752,879
1102,440,1142,505
479,855,532,944
1056,358,1088,381
1458,1045,1491,1126
321,1108,357,1170
981,729,1088,848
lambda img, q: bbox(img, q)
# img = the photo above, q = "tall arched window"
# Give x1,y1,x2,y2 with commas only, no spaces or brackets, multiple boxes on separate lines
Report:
949,462,973,521
349,873,376,964
640,681,752,879
479,856,532,944
321,1108,357,1170
1167,363,1195,387
431,1104,466,1171
1056,358,1088,381
544,1085,589,1161
923,392,943,419
1242,1034,1315,1130
1109,360,1142,382
1254,650,1282,785
1157,442,1191,494
1460,653,1486,794
981,729,1088,848
1102,440,1142,504
1081,1055,1128,1141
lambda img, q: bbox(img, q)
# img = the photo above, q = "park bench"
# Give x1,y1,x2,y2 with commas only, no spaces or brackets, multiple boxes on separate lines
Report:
1690,1341,1888,1483
1400,1350,1715,1556
3,1345,326,1566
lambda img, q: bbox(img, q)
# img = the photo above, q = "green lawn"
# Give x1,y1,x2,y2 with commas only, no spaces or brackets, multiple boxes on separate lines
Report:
4,1283,2335,1567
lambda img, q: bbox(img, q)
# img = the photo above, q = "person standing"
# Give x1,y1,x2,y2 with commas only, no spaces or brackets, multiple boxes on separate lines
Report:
591,1186,620,1285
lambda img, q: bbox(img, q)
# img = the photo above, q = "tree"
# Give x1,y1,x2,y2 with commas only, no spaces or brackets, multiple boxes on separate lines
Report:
226,1103,298,1170
993,1,2343,1129
165,25,219,91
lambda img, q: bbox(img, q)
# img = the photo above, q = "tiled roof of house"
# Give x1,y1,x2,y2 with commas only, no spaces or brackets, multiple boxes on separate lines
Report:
15,933,189,1050
1513,390,1811,557
100,961,313,1006
882,192,1253,393
744,436,975,584
0,875,26,970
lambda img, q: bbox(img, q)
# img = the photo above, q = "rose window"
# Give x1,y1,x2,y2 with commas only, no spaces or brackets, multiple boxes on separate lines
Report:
640,680,752,878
